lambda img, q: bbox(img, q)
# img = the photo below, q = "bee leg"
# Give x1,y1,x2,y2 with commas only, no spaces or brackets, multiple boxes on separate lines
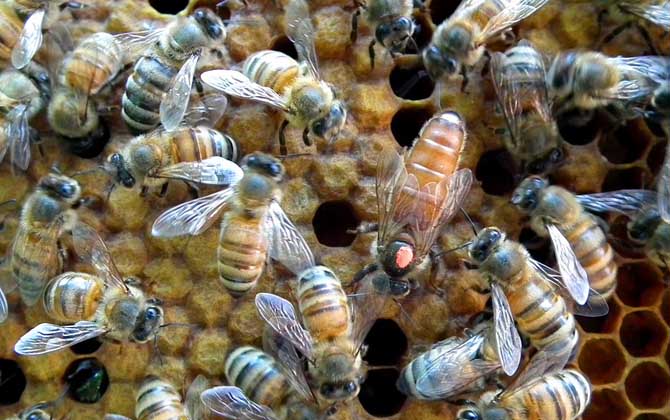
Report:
460,67,469,93
369,39,377,70
350,8,360,43
57,240,68,268
596,21,632,50
158,183,169,198
58,1,87,11
351,263,379,285
302,128,312,147
347,222,379,235
140,186,149,197
427,248,446,297
278,120,289,155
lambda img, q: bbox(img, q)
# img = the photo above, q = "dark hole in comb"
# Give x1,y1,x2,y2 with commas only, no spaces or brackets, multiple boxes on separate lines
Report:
625,362,670,409
65,120,111,159
271,35,298,60
363,319,408,366
518,227,553,266
475,148,517,196
358,368,406,417
599,120,649,164
64,358,109,404
391,107,434,148
634,414,669,420
644,116,669,138
429,0,461,25
409,13,433,53
556,109,601,146
390,62,435,100
620,311,667,357
576,298,621,334
583,388,631,420
149,0,189,14
312,201,359,247
616,262,665,307
578,338,626,385
0,359,26,405
70,337,104,355
601,167,648,191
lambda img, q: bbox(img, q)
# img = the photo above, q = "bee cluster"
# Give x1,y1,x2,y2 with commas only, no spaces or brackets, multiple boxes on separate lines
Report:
0,0,667,419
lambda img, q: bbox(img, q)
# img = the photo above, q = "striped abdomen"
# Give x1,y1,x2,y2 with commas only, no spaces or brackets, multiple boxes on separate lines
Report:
494,369,591,420
243,50,300,96
57,32,123,95
467,0,507,31
563,213,617,299
217,213,267,297
11,226,61,306
122,55,177,133
43,272,104,323
225,346,289,409
297,266,350,342
500,45,547,112
136,376,188,420
164,126,238,164
0,4,22,64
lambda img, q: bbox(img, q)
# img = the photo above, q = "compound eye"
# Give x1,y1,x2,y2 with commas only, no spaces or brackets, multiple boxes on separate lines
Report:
549,148,564,163
269,162,282,177
344,381,357,394
320,383,335,397
445,57,458,74
60,183,75,197
458,409,481,420
194,9,205,19
146,307,161,320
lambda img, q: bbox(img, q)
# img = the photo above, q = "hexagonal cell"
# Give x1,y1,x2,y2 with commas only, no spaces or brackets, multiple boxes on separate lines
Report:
616,262,665,307
64,358,109,404
429,0,460,25
391,107,434,148
608,215,646,259
625,362,670,409
557,109,601,146
271,35,298,60
390,62,434,100
518,227,553,266
70,338,103,355
358,368,406,417
634,414,669,420
583,388,632,420
601,167,648,192
475,149,517,196
149,0,188,14
578,338,626,385
662,289,670,327
312,201,359,247
598,119,650,164
363,319,408,366
647,140,667,177
620,311,668,357
576,297,622,334
0,359,26,405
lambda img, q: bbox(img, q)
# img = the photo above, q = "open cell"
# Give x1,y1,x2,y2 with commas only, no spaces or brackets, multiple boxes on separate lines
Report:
390,63,435,101
647,140,667,177
599,119,650,164
428,0,461,25
391,107,434,147
625,362,670,409
0,359,26,405
475,149,517,196
578,338,626,385
583,388,631,420
271,36,298,60
64,358,109,404
576,298,621,334
312,201,359,247
363,319,408,366
557,109,601,146
149,0,188,14
634,414,670,420
601,167,648,192
620,311,668,357
616,262,665,307
358,368,406,417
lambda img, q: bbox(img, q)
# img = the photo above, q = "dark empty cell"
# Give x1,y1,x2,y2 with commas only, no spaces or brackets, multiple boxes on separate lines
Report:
518,227,552,265
312,201,359,247
616,262,665,307
583,389,631,420
601,167,648,192
149,0,188,14
0,359,26,405
65,120,111,159
475,149,517,196
576,298,621,334
634,414,669,420
271,36,298,60
647,139,667,177
390,63,434,100
662,289,670,327
358,368,406,417
409,14,433,52
644,116,668,138
391,107,434,147
70,337,103,355
598,120,649,164
578,338,626,385
64,358,109,404
557,109,600,145
620,311,667,357
363,319,408,365
625,362,670,409
429,0,460,25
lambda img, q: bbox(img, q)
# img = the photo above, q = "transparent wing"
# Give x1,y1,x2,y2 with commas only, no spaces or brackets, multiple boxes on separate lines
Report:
660,145,670,224
71,223,130,295
183,92,228,127
263,327,313,401
255,293,314,359
576,190,656,215
448,0,487,22
615,56,670,85
265,201,315,275
201,386,278,420
7,104,31,171
490,51,522,141
546,224,589,305
0,288,7,323
201,70,289,111
186,374,210,420
114,29,164,61
492,282,522,376
152,156,244,186
478,0,550,44
151,188,234,238
14,321,107,355
375,146,411,246
619,2,670,31
103,416,133,420
160,53,200,131
285,0,319,77
349,271,389,350
11,8,46,69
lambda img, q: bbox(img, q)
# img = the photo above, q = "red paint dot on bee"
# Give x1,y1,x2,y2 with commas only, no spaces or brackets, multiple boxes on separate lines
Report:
395,246,414,269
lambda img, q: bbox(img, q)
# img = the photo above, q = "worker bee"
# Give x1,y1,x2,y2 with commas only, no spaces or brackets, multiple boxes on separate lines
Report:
133,375,209,420
105,124,239,195
201,0,346,154
6,401,57,420
42,271,104,323
490,40,563,175
7,173,80,307
350,0,416,67
511,176,618,301
14,223,164,355
422,0,549,81
200,346,324,420
595,0,670,53
0,3,25,66
151,152,312,297
352,110,472,297
120,8,225,133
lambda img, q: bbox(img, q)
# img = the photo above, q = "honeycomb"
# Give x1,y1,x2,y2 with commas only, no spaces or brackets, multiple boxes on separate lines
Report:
0,0,668,419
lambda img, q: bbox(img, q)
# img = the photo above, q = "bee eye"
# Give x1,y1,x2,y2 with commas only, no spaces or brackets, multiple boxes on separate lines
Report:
194,9,205,19
320,384,335,396
269,163,282,177
445,57,458,74
146,307,160,320
59,183,75,197
458,409,480,420
344,381,357,394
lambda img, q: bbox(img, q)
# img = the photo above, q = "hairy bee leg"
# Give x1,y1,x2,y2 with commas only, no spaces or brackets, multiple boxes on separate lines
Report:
460,66,469,93
140,186,149,197
347,222,379,235
278,120,289,155
350,9,361,43
427,248,446,298
351,262,379,285
302,128,312,147
158,183,169,198
597,21,632,50
369,39,376,70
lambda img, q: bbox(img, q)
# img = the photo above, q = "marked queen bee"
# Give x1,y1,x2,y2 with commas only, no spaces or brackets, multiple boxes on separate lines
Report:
201,0,346,154
14,224,164,356
422,0,549,82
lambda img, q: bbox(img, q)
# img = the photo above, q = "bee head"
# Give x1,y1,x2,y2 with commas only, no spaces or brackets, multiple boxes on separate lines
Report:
132,303,164,343
510,176,547,211
193,8,225,40
39,174,81,203
311,101,347,142
456,408,483,420
469,227,504,263
380,240,416,277
242,153,284,180
422,45,458,81
107,153,136,188
371,272,411,298
314,353,361,402
375,17,414,53
627,207,660,245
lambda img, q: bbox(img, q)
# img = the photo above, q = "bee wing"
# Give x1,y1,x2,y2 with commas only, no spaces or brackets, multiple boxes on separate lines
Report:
576,190,656,215
151,188,234,238
201,386,278,420
201,70,289,112
490,52,521,142
14,321,107,356
349,271,389,350
255,293,314,359
152,156,244,186
0,288,7,323
545,224,589,305
263,327,313,401
160,53,200,131
478,0,549,44
660,150,670,224
186,374,210,420
114,30,164,62
615,56,670,85
376,147,416,246
265,201,315,275
7,103,31,171
492,282,522,376
285,0,319,78
103,416,133,420
618,2,670,30
182,92,228,128
11,8,46,69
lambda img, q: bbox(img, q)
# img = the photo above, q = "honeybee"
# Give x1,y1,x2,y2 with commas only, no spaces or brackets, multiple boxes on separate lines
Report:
14,223,164,355
6,401,56,420
42,271,103,323
0,64,51,171
422,0,549,81
352,110,472,297
151,152,311,297
595,0,670,53
200,346,324,420
7,173,80,307
350,0,416,67
201,0,346,154
105,124,239,195
511,176,618,301
490,40,563,175
120,8,226,133
0,3,26,66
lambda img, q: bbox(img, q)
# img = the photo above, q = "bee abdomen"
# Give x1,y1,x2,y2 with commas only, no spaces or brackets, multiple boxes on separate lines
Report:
136,376,188,420
397,347,445,399
0,4,22,64
43,272,104,323
12,245,58,306
243,50,300,94
217,217,267,296
170,126,239,163
297,266,350,341
58,33,123,95
225,346,288,408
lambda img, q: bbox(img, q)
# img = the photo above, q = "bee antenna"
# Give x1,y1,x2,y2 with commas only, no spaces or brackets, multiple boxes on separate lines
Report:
70,166,107,178
433,241,472,258
153,334,164,366
51,163,63,175
159,322,195,329
278,153,312,159
460,208,478,235
104,182,116,203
